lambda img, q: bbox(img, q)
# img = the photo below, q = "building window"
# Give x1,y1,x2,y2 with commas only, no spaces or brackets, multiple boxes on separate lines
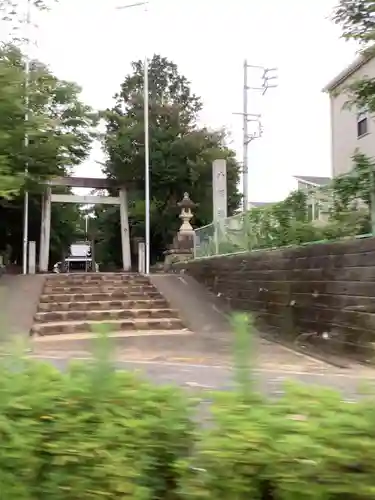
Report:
307,204,313,221
357,108,368,138
307,202,321,221
314,202,320,220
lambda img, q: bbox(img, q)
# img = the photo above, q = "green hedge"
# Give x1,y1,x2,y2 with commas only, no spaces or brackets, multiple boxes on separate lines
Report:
1,341,375,498
0,356,194,499
188,385,375,499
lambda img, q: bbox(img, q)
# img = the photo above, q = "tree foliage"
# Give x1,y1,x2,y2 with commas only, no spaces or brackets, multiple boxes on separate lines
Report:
330,152,374,207
0,0,55,43
0,1,96,267
333,0,375,111
98,54,241,266
0,43,97,198
333,0,375,44
0,190,86,266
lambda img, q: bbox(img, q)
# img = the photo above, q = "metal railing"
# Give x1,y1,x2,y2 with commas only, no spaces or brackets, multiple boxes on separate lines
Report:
194,213,256,259
193,212,373,259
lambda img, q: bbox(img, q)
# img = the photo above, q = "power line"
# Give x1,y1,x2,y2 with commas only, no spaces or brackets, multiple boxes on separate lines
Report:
233,60,278,211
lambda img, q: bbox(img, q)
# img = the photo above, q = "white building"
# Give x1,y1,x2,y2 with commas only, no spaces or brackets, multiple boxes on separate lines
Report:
323,51,375,177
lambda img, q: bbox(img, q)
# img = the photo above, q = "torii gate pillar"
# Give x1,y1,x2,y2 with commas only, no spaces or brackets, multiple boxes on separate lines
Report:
39,187,51,272
119,187,131,271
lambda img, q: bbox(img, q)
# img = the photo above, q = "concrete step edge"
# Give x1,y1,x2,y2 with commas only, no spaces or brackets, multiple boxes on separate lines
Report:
32,316,184,326
32,329,193,343
43,284,155,293
45,274,149,278
45,284,151,288
31,320,188,336
38,299,168,310
39,294,166,304
45,285,151,289
39,293,162,301
34,308,179,321
44,281,153,285
36,307,178,314
42,286,156,295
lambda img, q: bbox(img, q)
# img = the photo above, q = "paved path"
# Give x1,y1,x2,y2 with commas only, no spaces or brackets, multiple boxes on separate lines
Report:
0,274,45,336
31,354,375,401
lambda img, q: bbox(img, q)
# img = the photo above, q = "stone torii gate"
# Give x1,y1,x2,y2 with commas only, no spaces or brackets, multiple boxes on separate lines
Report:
39,176,131,272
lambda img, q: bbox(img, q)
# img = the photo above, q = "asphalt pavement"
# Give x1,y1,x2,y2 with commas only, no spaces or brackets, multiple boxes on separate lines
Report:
32,355,375,402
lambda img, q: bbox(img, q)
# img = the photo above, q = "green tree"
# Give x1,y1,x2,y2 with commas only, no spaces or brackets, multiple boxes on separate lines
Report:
101,54,241,266
0,190,86,266
333,0,375,45
0,47,25,197
333,0,375,111
0,43,97,196
0,0,96,267
0,42,97,265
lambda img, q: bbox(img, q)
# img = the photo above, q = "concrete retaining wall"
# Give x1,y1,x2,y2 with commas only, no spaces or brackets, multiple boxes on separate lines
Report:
171,237,375,361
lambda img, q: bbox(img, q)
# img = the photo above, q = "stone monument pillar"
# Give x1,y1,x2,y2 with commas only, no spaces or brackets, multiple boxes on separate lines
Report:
163,193,197,271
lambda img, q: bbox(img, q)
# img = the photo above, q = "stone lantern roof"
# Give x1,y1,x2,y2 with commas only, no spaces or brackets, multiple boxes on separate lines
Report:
177,192,196,210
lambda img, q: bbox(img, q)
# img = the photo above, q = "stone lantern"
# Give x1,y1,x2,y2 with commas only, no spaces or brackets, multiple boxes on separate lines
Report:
163,192,197,271
177,192,196,235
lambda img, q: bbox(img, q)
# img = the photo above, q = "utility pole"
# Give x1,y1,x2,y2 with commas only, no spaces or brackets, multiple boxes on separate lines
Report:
242,60,249,212
144,48,150,275
234,61,278,212
116,1,150,274
22,0,31,275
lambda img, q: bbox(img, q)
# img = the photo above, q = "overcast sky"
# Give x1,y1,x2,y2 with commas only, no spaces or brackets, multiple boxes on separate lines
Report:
31,0,359,202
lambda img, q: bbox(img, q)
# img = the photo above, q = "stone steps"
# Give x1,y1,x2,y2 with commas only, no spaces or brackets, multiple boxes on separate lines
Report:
37,298,169,312
49,272,149,280
49,276,151,285
43,284,156,294
34,308,180,323
40,291,161,303
31,318,186,336
31,273,189,338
